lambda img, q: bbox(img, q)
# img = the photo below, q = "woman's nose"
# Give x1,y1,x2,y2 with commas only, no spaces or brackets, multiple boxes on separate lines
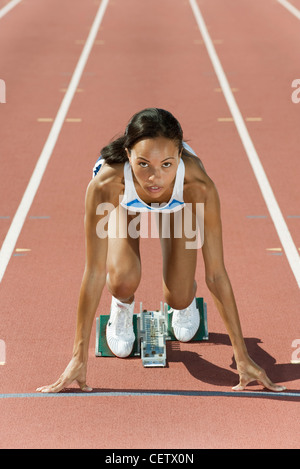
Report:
148,168,161,181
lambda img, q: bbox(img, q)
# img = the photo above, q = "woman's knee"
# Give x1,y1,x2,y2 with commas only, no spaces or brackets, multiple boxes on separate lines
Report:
164,280,196,310
106,267,141,300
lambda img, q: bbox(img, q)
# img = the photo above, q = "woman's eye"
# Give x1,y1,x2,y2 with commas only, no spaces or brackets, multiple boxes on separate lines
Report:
138,162,171,168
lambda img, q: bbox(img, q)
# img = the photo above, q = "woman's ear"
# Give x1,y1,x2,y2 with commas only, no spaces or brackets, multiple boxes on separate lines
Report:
125,147,131,163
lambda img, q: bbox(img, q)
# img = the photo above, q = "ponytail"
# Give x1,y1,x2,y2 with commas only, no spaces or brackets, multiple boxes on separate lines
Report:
100,135,127,165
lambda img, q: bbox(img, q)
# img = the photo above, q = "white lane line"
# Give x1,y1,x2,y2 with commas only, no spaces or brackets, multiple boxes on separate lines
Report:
189,0,300,289
0,0,110,283
277,0,300,20
0,0,22,19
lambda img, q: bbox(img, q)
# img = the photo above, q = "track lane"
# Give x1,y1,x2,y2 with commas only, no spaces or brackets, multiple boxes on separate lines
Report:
0,0,299,449
0,0,109,283
0,0,22,19
196,0,300,245
190,0,300,289
0,0,101,232
190,0,300,385
277,0,300,19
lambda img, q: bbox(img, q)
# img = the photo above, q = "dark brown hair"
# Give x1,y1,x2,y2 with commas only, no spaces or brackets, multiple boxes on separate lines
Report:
100,108,185,164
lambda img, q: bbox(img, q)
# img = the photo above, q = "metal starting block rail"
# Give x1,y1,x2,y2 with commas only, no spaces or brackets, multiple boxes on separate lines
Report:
95,297,208,367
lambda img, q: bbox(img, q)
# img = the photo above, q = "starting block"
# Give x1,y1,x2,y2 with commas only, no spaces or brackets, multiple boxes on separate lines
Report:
95,297,208,367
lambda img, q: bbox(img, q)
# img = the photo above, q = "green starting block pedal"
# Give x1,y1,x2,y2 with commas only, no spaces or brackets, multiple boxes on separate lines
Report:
95,297,208,367
96,314,141,358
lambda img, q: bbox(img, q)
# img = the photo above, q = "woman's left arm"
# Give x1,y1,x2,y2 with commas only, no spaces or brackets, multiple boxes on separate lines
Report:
201,181,285,392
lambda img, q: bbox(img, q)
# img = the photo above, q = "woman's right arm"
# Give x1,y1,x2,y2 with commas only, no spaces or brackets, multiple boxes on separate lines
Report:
37,178,111,393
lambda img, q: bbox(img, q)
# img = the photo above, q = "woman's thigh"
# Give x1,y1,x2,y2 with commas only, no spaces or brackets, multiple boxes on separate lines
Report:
106,205,141,299
158,209,198,309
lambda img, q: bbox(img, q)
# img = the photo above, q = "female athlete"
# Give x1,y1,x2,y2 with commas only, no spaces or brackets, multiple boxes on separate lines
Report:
37,108,285,393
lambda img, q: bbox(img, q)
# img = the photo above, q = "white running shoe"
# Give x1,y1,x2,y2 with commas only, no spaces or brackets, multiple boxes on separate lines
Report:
106,297,135,358
171,298,200,342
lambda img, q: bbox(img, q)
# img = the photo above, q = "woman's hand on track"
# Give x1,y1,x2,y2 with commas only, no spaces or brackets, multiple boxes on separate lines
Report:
36,357,92,393
233,357,286,392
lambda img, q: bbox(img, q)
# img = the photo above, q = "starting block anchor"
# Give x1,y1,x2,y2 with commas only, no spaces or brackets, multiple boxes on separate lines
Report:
95,297,208,367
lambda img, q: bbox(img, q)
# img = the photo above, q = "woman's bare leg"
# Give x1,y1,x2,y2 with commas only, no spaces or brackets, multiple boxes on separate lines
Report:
105,205,141,357
106,205,141,303
158,210,198,309
158,209,200,341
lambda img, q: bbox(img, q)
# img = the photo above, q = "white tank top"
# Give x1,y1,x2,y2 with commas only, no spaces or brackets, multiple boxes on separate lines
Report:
93,141,197,213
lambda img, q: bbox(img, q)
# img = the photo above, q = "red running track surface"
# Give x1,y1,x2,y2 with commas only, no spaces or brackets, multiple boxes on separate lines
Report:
0,0,299,449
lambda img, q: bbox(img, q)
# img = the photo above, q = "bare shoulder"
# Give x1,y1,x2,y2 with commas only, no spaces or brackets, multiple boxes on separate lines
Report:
85,161,125,210
183,154,217,204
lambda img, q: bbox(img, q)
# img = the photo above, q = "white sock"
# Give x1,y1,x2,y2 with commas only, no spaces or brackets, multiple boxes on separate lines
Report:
173,297,196,312
111,295,135,312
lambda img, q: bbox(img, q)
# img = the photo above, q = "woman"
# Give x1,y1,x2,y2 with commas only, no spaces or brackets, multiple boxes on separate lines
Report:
37,108,285,393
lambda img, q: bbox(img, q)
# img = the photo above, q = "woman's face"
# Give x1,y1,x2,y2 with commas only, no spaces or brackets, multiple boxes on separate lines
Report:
126,137,181,202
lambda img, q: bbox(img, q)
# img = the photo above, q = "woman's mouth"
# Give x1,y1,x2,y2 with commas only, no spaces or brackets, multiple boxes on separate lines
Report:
146,186,163,194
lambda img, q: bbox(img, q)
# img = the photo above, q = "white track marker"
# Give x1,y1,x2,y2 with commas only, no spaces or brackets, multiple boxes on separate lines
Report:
0,0,110,283
189,0,300,289
277,0,300,20
0,0,22,19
